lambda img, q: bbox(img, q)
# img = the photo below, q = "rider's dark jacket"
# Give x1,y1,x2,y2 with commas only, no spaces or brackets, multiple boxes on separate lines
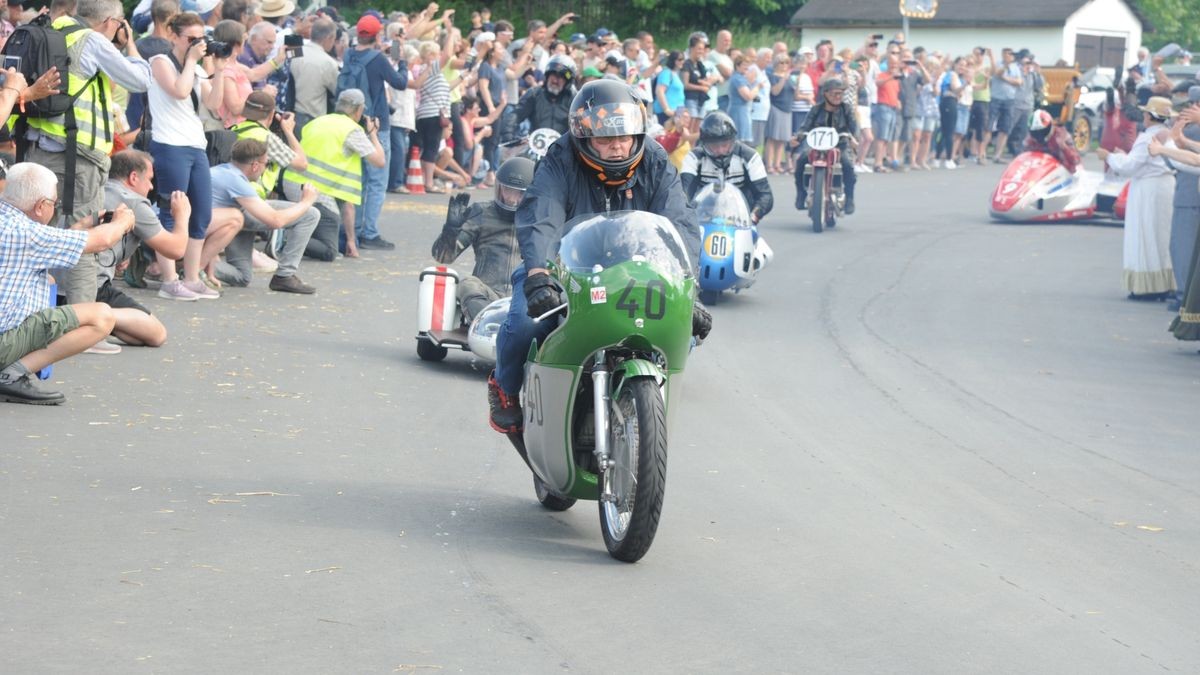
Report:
516,134,701,273
514,85,574,135
796,101,859,149
431,201,521,296
680,142,774,219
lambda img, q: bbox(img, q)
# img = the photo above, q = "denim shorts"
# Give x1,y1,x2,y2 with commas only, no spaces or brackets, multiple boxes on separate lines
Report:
955,104,970,136
871,104,898,142
989,99,1015,135
912,116,938,133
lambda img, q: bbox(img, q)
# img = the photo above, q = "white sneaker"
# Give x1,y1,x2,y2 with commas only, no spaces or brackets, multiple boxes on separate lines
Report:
858,164,873,173
252,248,279,273
84,339,122,355
158,280,199,301
182,279,220,300
943,159,958,170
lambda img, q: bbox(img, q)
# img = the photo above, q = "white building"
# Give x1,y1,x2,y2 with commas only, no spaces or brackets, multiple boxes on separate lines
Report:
790,0,1145,71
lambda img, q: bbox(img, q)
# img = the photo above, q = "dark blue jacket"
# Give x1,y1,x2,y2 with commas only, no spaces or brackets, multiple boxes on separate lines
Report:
344,48,408,129
515,134,701,273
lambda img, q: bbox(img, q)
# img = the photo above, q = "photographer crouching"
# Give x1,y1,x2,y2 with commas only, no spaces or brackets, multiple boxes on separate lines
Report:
97,149,191,348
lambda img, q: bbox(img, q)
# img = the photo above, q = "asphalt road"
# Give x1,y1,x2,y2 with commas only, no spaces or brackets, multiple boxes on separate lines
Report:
2,159,1198,674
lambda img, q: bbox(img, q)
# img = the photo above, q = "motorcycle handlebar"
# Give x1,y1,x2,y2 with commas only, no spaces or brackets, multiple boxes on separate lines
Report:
533,303,568,323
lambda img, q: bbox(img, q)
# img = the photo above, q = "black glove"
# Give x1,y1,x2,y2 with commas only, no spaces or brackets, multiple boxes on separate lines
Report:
524,272,563,319
692,302,712,340
443,192,471,233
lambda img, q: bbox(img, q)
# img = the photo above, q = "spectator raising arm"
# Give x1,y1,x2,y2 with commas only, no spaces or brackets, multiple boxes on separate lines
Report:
274,113,307,171
406,3,446,42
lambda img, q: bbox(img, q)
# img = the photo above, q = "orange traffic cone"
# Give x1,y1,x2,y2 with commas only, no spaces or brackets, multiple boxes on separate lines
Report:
405,146,425,195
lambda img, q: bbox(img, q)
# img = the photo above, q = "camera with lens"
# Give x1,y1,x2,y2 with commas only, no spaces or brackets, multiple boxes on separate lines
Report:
207,38,233,58
191,36,233,58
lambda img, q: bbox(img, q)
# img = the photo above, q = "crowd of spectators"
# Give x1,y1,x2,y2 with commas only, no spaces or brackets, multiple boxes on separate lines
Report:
1,0,1199,405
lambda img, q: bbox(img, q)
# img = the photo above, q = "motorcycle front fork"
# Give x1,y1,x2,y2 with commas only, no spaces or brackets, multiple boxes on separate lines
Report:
591,350,613,476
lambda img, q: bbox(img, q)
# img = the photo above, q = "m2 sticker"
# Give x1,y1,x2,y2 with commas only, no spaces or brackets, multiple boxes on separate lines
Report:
590,287,607,304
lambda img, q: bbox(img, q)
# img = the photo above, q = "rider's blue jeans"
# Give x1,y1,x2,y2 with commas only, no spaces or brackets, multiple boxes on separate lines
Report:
495,265,556,395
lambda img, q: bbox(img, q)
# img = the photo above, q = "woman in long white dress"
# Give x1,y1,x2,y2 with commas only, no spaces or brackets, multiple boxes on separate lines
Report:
1099,96,1178,299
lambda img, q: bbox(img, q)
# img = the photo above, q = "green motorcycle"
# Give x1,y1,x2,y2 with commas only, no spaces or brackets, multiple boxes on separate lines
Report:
507,210,696,562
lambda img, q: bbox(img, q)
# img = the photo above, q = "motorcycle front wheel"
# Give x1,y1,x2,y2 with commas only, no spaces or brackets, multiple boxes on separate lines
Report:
809,167,826,233
600,377,668,563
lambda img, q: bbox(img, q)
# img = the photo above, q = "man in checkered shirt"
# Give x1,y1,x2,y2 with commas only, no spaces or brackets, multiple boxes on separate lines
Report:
0,163,137,405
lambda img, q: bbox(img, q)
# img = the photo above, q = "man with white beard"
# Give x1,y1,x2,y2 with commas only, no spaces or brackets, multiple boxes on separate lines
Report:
513,55,577,135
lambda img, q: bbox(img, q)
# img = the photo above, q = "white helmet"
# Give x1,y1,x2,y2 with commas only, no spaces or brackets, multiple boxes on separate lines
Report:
1029,109,1054,132
1028,109,1054,141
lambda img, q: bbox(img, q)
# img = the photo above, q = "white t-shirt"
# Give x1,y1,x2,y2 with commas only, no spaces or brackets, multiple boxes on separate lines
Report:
148,54,206,149
389,70,416,131
792,72,814,113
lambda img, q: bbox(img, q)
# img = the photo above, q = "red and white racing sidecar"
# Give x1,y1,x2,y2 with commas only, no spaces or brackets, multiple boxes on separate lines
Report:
415,266,509,363
989,151,1127,223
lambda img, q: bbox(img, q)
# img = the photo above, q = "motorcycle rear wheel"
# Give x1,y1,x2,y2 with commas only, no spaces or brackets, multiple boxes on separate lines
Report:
600,377,668,563
810,167,826,233
533,473,576,511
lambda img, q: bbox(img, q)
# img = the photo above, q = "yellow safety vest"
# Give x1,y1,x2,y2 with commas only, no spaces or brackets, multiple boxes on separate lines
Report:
283,114,364,205
229,120,281,200
26,16,114,160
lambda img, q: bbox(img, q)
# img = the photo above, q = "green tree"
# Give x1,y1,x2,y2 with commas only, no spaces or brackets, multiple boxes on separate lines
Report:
1134,0,1200,49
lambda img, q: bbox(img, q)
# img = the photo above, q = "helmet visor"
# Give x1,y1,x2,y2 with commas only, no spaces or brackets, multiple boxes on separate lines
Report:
570,101,647,138
496,184,525,210
705,139,734,158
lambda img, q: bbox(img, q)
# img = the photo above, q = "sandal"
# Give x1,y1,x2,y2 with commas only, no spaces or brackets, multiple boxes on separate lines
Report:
426,186,446,194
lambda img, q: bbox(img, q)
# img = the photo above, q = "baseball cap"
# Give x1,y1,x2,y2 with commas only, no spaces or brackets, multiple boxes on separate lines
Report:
473,31,495,47
568,32,587,48
1189,86,1200,103
356,15,382,39
581,66,603,79
799,46,814,56
242,91,276,121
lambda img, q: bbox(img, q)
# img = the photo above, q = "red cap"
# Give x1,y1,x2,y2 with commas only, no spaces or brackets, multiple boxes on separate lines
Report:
356,15,382,38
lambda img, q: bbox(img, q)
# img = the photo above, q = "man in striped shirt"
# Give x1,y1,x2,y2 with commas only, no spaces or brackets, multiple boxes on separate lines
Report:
0,164,136,405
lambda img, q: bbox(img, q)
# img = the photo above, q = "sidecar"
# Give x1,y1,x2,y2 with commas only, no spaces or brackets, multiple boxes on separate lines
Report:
694,182,773,305
415,265,509,363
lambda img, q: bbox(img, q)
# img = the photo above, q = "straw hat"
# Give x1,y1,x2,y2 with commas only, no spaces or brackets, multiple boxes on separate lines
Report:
1139,96,1178,119
256,0,295,19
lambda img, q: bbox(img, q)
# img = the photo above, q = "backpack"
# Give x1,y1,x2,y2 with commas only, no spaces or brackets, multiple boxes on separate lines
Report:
336,49,381,100
0,14,90,117
3,14,100,216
